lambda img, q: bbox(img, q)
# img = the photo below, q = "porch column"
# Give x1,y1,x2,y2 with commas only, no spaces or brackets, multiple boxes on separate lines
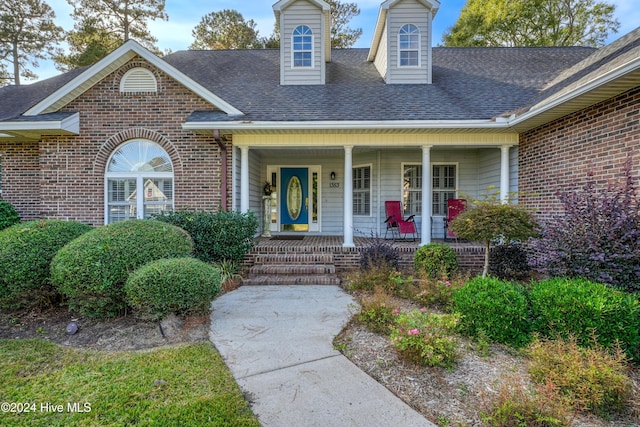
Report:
421,145,432,245
343,145,354,247
240,146,250,212
500,145,512,203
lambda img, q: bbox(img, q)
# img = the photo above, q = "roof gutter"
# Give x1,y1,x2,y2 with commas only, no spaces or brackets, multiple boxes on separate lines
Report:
0,112,80,137
183,119,505,132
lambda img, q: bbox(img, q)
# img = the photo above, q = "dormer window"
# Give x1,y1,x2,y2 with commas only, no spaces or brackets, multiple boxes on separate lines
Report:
399,24,420,67
292,25,313,67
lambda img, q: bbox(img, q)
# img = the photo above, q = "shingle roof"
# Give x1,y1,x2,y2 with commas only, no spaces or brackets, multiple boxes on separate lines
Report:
0,45,598,123
165,47,595,122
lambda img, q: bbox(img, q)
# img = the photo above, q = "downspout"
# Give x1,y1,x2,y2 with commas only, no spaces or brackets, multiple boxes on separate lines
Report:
213,129,227,211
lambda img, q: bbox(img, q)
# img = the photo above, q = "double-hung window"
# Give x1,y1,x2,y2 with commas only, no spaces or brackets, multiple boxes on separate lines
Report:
402,164,457,216
293,25,313,67
432,165,457,216
399,24,420,67
353,165,371,216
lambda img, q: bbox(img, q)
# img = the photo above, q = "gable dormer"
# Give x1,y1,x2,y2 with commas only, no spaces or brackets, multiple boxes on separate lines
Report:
368,0,440,84
273,0,331,85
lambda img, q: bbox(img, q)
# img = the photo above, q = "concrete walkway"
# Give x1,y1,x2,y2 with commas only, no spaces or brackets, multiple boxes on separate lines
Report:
210,285,435,427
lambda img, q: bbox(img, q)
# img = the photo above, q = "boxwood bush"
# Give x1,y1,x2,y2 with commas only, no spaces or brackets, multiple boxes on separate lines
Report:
0,220,92,309
125,257,222,321
530,278,640,360
51,219,193,319
453,276,531,347
0,198,20,231
153,210,258,263
414,243,458,279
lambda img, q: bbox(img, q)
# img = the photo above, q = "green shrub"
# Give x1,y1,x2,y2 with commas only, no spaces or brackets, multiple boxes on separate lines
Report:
390,309,459,367
0,220,92,309
357,286,399,334
51,220,193,319
153,210,258,263
0,198,20,231
527,337,632,414
530,278,640,359
489,243,531,280
125,257,222,321
453,276,531,348
413,243,458,279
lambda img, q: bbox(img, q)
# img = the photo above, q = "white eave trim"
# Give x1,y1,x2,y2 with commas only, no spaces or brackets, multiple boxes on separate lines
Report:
183,118,504,131
0,112,80,135
24,40,244,117
509,54,640,128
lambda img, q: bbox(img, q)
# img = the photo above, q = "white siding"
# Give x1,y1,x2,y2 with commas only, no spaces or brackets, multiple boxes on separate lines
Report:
242,146,501,238
280,0,325,85
387,0,431,84
374,25,389,80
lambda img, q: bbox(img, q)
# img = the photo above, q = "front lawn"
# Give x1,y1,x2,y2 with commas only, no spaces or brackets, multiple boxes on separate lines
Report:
0,340,259,427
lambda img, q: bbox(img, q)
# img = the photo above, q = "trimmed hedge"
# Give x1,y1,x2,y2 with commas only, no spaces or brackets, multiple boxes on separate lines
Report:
0,220,92,309
125,257,223,321
153,210,258,263
530,278,640,359
51,220,193,319
414,243,458,279
453,276,531,348
0,198,20,231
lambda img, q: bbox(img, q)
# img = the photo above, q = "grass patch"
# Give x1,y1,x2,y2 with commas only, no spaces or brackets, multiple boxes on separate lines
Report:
0,339,259,427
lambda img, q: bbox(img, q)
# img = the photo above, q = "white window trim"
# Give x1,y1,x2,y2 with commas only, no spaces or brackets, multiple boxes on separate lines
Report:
353,163,372,217
398,24,421,68
291,25,314,69
400,162,459,217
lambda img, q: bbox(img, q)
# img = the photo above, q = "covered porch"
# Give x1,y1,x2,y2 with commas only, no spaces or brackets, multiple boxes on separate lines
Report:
232,133,518,247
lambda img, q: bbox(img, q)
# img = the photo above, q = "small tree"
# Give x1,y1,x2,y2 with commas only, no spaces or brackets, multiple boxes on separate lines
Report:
450,190,539,277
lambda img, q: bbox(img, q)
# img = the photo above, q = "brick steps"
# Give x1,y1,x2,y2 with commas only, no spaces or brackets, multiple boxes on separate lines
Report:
244,253,340,286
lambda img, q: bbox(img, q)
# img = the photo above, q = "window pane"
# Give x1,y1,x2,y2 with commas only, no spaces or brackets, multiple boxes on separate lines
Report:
108,140,172,173
107,178,137,223
143,178,173,219
353,166,371,215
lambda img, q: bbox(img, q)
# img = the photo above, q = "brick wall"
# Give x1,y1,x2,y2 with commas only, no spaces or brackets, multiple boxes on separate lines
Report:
519,86,640,223
0,141,41,219
1,57,230,225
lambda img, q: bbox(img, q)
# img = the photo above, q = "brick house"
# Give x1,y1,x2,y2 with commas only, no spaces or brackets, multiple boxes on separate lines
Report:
0,0,638,252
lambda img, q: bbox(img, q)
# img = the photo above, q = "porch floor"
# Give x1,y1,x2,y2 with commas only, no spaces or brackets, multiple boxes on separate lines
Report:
244,235,485,276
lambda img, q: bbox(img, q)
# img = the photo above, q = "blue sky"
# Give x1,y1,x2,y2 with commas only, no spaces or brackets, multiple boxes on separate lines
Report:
36,0,640,81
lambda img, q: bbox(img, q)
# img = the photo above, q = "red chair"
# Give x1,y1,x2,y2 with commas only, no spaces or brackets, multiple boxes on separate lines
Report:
384,201,418,241
445,199,466,240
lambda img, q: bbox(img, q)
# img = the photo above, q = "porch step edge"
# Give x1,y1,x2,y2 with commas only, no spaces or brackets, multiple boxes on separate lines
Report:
253,253,335,264
249,264,336,275
243,275,341,286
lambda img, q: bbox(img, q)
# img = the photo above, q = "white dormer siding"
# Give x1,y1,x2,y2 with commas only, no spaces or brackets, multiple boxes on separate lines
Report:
369,0,439,84
274,0,330,86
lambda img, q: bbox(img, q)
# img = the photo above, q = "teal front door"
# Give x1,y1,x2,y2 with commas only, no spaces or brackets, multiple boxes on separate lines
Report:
280,168,308,231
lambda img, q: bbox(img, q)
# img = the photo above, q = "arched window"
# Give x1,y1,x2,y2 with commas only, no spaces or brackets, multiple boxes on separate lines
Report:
292,25,313,67
105,140,173,223
399,24,420,67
